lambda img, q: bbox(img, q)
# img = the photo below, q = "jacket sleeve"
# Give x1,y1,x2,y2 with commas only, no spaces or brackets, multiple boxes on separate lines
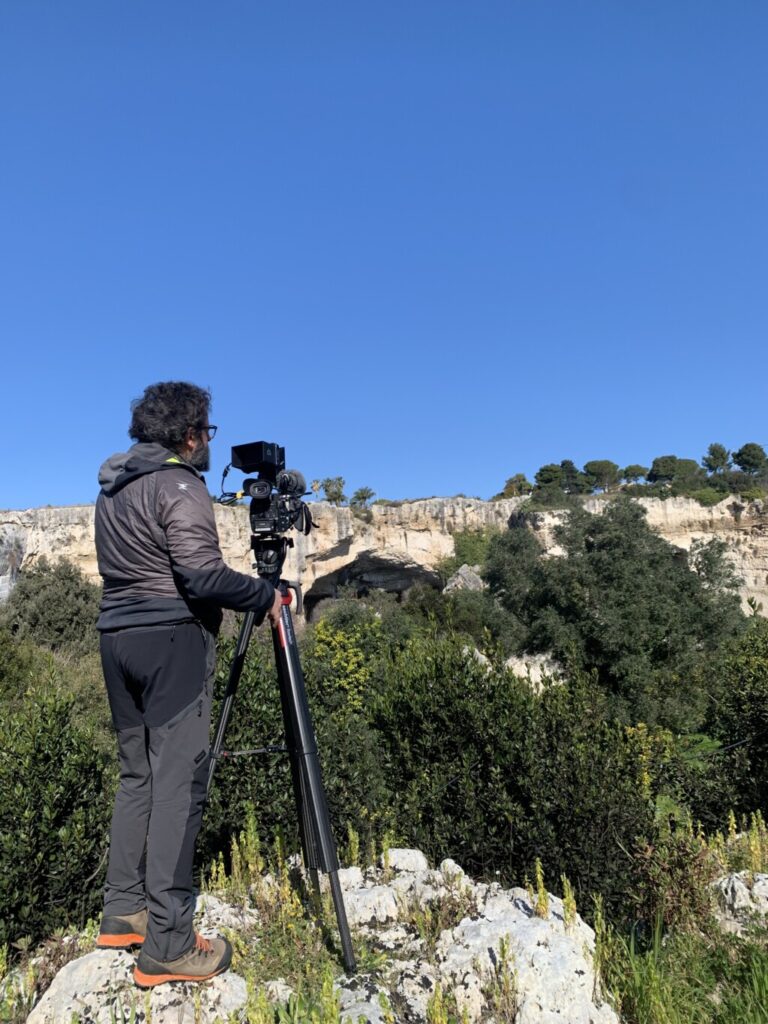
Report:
155,470,275,616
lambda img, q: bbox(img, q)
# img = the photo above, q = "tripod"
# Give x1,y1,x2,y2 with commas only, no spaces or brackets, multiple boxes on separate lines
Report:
205,534,356,974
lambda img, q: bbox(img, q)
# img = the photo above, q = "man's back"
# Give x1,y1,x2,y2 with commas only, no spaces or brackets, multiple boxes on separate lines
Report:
95,440,273,634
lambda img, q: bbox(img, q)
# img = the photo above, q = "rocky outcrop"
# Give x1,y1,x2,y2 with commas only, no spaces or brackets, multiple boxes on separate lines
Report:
1,494,766,615
711,871,768,935
20,849,617,1024
21,953,246,1024
443,564,486,594
0,499,527,616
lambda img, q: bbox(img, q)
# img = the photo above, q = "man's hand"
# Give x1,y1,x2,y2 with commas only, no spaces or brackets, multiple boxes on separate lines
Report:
267,589,283,629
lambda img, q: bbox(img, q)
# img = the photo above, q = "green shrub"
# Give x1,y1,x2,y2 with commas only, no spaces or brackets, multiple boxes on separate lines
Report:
199,629,393,872
604,924,768,1024
0,628,52,703
630,827,719,932
0,687,113,948
688,488,728,507
370,634,653,915
485,498,745,731
739,487,767,502
520,487,581,511
437,527,499,582
401,584,523,655
202,625,656,918
0,558,101,657
707,620,768,816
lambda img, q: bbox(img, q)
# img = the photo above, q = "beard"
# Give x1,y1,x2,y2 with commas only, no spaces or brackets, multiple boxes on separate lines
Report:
187,442,210,472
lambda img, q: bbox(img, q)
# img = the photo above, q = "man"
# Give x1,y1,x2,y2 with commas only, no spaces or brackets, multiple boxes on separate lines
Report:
94,381,281,987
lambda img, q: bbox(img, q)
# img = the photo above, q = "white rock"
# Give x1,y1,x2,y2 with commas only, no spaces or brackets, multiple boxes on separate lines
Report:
396,960,438,1020
264,977,294,1003
410,869,448,905
25,849,618,1024
433,886,614,1024
438,858,465,882
338,978,393,1024
385,848,430,874
369,924,412,950
26,950,247,1024
316,865,366,897
343,885,400,927
712,871,768,935
27,950,134,1024
195,891,259,932
505,652,564,689
443,564,485,594
337,865,365,890
452,972,485,1022
6,494,767,618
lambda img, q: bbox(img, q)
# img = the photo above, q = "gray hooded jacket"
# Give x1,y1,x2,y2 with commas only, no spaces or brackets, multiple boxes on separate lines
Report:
95,442,274,632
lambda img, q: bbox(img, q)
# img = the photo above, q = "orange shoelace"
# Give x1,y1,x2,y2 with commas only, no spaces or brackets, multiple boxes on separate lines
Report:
194,933,213,955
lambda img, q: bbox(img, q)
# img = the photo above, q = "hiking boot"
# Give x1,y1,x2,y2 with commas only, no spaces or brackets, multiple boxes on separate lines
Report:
97,908,148,949
133,933,232,987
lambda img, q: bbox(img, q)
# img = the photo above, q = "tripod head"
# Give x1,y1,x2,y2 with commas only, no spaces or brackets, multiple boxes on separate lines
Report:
216,440,314,587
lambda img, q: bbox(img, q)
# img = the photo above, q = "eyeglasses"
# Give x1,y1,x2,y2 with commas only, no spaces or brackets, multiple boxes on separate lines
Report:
202,424,218,440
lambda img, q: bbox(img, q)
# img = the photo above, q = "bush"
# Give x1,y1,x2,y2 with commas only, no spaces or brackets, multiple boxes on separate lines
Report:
630,827,719,932
739,487,767,502
201,625,658,919
688,488,729,507
604,925,768,1024
437,527,499,582
0,628,52,703
0,687,113,948
484,498,745,730
0,558,101,657
707,620,768,817
370,634,654,916
401,584,523,655
198,628,393,873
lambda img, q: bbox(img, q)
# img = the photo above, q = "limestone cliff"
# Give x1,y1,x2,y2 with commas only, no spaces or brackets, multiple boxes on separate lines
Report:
1,495,766,615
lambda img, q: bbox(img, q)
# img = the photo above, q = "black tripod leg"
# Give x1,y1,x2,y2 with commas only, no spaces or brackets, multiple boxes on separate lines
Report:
272,603,357,974
283,690,321,889
206,609,256,800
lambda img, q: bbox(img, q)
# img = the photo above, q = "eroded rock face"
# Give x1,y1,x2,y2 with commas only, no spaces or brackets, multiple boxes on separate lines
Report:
19,848,617,1024
1,495,766,614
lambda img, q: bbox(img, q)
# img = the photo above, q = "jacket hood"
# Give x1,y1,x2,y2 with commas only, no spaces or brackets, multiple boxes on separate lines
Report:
98,443,200,495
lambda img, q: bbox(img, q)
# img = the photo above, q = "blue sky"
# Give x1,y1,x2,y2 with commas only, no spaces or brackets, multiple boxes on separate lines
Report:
1,2,766,509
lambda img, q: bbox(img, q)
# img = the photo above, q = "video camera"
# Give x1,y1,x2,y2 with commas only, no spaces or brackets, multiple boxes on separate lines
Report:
219,440,314,539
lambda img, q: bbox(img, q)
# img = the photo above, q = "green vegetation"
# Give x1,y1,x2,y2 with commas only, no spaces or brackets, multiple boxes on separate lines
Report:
583,459,620,492
603,923,768,1024
492,473,534,499
485,498,744,728
495,440,768,505
350,486,376,509
320,477,347,505
436,526,499,582
0,557,101,657
734,443,768,476
0,684,112,948
1,492,767,1017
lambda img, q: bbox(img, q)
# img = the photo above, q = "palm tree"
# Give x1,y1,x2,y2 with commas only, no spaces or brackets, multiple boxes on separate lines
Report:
350,487,376,509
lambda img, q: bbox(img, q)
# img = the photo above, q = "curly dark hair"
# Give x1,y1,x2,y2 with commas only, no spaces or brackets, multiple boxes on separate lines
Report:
129,381,212,450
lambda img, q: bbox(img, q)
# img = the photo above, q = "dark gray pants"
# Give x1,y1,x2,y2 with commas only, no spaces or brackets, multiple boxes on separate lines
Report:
100,623,215,962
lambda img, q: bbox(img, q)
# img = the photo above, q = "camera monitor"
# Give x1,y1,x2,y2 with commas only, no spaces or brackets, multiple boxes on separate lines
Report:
231,441,286,480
